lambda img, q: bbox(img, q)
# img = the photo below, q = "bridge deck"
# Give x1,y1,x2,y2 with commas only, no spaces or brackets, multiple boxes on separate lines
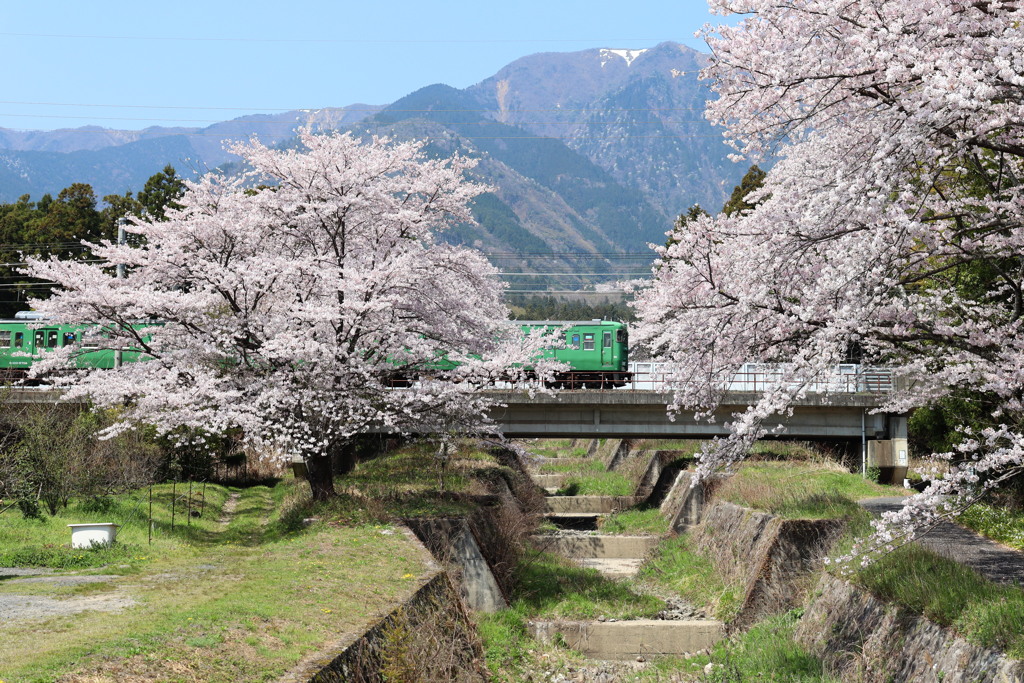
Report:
484,389,903,440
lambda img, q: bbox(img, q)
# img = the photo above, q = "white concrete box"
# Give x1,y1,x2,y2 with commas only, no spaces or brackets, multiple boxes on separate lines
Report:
68,523,119,549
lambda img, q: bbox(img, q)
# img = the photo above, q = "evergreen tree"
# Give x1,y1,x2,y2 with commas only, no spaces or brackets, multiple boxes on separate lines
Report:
721,165,767,217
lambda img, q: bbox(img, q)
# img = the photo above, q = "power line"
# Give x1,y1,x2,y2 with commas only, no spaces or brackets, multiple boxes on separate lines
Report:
0,32,671,46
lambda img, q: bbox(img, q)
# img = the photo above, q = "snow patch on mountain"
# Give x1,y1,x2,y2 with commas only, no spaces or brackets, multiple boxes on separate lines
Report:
599,48,648,68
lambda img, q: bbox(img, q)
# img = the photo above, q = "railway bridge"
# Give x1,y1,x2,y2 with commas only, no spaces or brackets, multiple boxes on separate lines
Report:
483,362,904,441
1,363,906,449
482,389,904,442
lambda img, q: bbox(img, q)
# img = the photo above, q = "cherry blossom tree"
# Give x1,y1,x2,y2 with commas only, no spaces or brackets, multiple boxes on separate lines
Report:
26,129,552,500
634,0,1024,559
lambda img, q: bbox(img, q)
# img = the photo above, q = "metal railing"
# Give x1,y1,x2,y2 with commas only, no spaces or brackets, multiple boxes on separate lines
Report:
621,362,893,393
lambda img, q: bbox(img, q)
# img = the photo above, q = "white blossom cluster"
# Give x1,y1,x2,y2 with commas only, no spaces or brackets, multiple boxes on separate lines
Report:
634,0,1024,562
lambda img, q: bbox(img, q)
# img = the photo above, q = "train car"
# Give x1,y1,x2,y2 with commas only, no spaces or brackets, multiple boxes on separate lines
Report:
520,319,632,389
0,313,633,389
0,312,149,376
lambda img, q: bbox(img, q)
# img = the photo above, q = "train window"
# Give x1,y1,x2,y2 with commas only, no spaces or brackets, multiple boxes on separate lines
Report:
47,331,58,347
63,332,76,346
14,332,23,348
583,333,595,351
603,331,612,349
0,331,9,347
616,329,626,344
34,330,45,348
570,333,580,349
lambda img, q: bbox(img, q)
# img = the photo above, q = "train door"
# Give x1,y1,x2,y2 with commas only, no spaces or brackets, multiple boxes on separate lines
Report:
33,328,60,354
601,330,614,367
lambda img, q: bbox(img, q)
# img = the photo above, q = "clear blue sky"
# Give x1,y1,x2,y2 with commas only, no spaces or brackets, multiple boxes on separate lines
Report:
0,1,731,132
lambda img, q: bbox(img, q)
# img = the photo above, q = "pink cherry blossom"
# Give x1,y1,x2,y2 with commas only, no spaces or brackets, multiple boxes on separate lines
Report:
25,129,557,499
635,0,1024,561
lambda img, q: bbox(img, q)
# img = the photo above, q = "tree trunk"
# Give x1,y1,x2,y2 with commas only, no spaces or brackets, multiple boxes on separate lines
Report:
333,442,358,475
304,453,336,501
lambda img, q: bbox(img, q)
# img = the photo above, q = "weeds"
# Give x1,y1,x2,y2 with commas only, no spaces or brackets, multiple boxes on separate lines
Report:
557,471,634,496
716,461,898,519
958,502,1024,550
514,550,662,620
693,610,839,682
854,543,1024,657
637,535,744,622
600,508,669,535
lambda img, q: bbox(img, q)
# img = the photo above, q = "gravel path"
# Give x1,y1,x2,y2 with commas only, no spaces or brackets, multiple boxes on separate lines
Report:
0,494,245,627
859,496,1024,585
0,573,136,623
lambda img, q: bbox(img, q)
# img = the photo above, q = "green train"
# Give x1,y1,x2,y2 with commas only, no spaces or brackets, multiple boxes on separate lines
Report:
0,312,152,375
0,314,631,388
518,319,631,389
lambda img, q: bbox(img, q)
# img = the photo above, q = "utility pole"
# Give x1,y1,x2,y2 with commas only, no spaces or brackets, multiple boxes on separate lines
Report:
114,217,126,369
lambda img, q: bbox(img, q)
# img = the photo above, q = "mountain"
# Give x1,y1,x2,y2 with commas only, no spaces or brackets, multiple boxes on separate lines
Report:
469,42,741,218
0,43,747,283
0,106,382,200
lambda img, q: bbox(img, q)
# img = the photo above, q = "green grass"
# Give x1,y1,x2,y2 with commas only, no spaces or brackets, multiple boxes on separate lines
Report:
556,471,635,496
0,481,236,571
854,543,1024,657
600,508,669,535
631,439,703,455
0,479,433,682
324,442,511,519
716,461,900,519
538,458,605,474
523,439,590,459
513,550,663,620
958,502,1024,550
477,550,662,680
627,610,838,682
637,534,744,622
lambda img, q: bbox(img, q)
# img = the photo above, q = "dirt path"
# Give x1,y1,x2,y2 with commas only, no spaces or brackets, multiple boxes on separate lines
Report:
860,496,1024,584
217,491,242,527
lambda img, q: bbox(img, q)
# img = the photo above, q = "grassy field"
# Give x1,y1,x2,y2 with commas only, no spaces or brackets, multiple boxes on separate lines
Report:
714,460,900,519
852,532,1024,658
0,477,437,682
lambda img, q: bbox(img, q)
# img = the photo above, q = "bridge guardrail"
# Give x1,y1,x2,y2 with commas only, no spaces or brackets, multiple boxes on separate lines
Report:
487,362,894,393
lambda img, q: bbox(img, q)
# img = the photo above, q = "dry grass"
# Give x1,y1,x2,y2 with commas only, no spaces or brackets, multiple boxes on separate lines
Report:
715,460,900,519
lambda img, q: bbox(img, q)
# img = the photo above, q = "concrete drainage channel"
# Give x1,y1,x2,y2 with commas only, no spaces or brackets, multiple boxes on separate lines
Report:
524,439,726,661
294,439,1024,681
294,439,720,679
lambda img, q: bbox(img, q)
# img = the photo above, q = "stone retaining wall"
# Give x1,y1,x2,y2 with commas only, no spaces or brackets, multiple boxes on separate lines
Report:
692,501,844,628
405,518,508,613
796,574,1024,683
281,571,485,683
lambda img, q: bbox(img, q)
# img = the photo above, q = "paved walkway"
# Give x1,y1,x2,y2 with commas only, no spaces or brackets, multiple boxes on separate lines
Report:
859,496,1024,585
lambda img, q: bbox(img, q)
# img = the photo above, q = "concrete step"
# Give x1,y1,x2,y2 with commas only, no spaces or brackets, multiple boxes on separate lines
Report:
529,619,725,659
533,457,591,469
545,513,603,531
577,558,647,579
531,534,662,559
544,495,640,514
